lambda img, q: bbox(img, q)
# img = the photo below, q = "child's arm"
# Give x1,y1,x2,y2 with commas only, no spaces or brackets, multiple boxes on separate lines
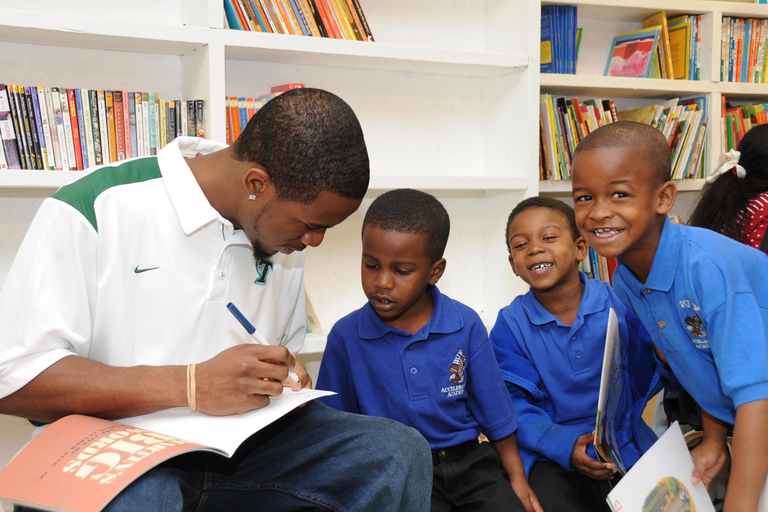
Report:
690,408,729,489
723,398,768,512
493,434,542,512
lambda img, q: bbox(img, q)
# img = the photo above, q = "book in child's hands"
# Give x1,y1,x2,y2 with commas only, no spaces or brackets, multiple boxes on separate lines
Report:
0,388,334,512
606,422,715,512
594,308,627,475
605,27,662,78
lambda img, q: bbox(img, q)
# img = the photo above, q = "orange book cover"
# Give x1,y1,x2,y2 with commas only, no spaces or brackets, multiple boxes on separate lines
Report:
314,0,341,39
66,89,83,170
114,91,126,161
277,0,301,35
266,0,289,34
295,0,321,37
105,91,118,163
122,89,132,159
228,96,241,142
0,390,332,512
232,0,252,31
342,0,364,41
252,0,273,33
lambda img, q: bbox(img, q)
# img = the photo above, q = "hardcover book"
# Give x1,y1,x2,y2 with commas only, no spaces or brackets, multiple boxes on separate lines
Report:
0,389,333,512
0,85,22,169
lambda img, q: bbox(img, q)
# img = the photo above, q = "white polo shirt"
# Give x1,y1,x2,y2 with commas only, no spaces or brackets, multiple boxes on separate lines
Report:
0,137,306,399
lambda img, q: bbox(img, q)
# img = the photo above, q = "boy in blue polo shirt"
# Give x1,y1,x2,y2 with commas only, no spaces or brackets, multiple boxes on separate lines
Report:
490,196,661,512
317,188,541,512
571,120,768,512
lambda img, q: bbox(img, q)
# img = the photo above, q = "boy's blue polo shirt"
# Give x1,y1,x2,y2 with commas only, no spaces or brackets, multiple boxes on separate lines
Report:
613,218,768,425
317,286,517,450
490,273,660,476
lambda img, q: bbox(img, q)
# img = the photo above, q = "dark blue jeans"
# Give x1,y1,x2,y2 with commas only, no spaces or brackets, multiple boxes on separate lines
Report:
17,402,432,512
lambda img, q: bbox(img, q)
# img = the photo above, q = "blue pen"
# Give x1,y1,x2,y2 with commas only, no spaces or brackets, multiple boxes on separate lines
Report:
227,302,300,384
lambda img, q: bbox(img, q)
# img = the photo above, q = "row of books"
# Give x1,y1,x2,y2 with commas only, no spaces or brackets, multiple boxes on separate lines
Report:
539,94,708,181
540,5,579,75
721,17,768,83
0,84,205,171
224,0,374,41
723,97,768,152
605,12,700,80
225,83,304,145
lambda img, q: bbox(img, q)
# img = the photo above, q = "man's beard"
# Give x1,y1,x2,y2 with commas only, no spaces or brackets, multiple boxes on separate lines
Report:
251,239,273,262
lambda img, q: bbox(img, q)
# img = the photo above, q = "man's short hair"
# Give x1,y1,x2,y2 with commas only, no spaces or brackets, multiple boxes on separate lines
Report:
574,120,671,186
233,88,370,204
505,196,580,252
363,189,450,263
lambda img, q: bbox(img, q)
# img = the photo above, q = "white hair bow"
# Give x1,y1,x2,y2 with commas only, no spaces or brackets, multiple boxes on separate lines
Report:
708,149,746,182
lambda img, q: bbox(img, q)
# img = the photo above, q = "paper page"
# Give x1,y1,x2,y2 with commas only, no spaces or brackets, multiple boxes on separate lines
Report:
118,388,335,457
595,308,627,474
607,422,715,512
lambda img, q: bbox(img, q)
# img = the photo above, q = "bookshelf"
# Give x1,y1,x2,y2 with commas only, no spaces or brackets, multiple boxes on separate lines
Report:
0,0,540,402
538,0,768,205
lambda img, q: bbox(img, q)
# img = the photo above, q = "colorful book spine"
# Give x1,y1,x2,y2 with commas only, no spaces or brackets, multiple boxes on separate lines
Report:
0,85,22,169
105,91,117,163
96,90,110,164
349,0,373,41
36,87,56,170
159,98,168,148
148,92,157,155
8,86,31,169
55,88,75,170
79,89,96,169
128,92,138,158
135,93,145,157
122,89,132,159
196,99,205,138
24,86,43,170
30,87,50,170
114,91,126,160
141,93,150,157
43,87,63,170
73,88,89,169
66,89,83,170
306,0,328,37
187,100,197,139
89,90,102,166
180,99,188,137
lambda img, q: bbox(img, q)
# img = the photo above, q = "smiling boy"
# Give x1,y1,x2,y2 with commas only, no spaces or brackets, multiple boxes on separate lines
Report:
317,188,541,512
490,197,660,512
571,120,768,512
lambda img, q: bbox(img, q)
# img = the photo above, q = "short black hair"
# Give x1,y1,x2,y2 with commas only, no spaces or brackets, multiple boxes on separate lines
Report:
574,121,671,186
233,88,370,204
363,189,450,263
505,196,580,252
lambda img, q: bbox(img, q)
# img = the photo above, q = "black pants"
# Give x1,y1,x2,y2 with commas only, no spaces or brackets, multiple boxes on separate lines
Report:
431,439,526,512
528,460,617,512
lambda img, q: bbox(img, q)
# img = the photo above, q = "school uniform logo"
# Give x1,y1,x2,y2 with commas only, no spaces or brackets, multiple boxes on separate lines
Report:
441,350,466,398
254,257,273,286
678,300,710,350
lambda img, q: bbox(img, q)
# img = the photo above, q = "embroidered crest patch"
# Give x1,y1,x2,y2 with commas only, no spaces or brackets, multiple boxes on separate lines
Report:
678,300,710,349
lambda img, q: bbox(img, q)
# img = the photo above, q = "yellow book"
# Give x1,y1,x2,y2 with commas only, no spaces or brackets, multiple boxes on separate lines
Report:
667,21,691,80
643,12,675,80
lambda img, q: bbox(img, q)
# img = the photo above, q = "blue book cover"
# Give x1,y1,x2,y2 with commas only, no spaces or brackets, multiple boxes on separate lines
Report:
541,6,555,73
224,0,243,30
238,97,249,133
247,0,268,32
288,0,309,36
741,19,752,82
74,88,89,169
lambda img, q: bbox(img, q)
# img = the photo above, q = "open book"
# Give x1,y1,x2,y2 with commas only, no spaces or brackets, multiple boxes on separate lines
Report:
0,388,333,512
594,307,627,474
607,422,715,512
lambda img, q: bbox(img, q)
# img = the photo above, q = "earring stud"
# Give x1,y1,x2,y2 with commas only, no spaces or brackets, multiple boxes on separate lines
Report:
248,194,256,200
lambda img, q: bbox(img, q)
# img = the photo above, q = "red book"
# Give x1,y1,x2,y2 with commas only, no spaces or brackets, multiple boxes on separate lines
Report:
66,89,83,170
228,96,241,142
270,83,305,93
232,0,252,31
313,0,341,39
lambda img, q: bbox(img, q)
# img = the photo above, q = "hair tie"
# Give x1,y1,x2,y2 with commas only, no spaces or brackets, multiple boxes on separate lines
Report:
708,149,746,182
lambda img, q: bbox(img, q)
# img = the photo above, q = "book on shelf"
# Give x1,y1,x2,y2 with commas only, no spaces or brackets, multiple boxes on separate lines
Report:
642,12,674,80
540,5,578,74
0,388,334,512
80,89,96,169
66,89,84,170
722,17,768,83
223,0,373,41
24,86,44,170
722,99,768,151
605,26,662,79
0,85,22,169
606,422,715,512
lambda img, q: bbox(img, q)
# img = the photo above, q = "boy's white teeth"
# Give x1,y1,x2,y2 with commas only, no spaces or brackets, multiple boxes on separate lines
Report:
593,228,622,238
530,263,553,271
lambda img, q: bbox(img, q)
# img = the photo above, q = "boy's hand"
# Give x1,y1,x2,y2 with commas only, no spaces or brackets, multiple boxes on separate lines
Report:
690,440,727,488
509,476,542,512
286,359,313,391
570,432,616,480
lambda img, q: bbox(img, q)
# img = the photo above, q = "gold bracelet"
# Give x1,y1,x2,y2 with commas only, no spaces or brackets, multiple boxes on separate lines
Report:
187,363,198,413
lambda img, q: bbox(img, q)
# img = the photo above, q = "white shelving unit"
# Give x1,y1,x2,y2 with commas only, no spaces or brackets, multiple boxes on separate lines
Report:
0,0,540,352
538,0,768,210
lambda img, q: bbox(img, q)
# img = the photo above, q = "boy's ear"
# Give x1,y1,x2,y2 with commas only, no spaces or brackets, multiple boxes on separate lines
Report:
574,236,589,263
655,180,677,216
508,254,520,276
243,165,272,198
428,258,447,286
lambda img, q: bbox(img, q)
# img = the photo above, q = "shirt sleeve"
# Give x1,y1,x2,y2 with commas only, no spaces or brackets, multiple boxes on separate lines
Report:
489,310,586,470
0,199,98,399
